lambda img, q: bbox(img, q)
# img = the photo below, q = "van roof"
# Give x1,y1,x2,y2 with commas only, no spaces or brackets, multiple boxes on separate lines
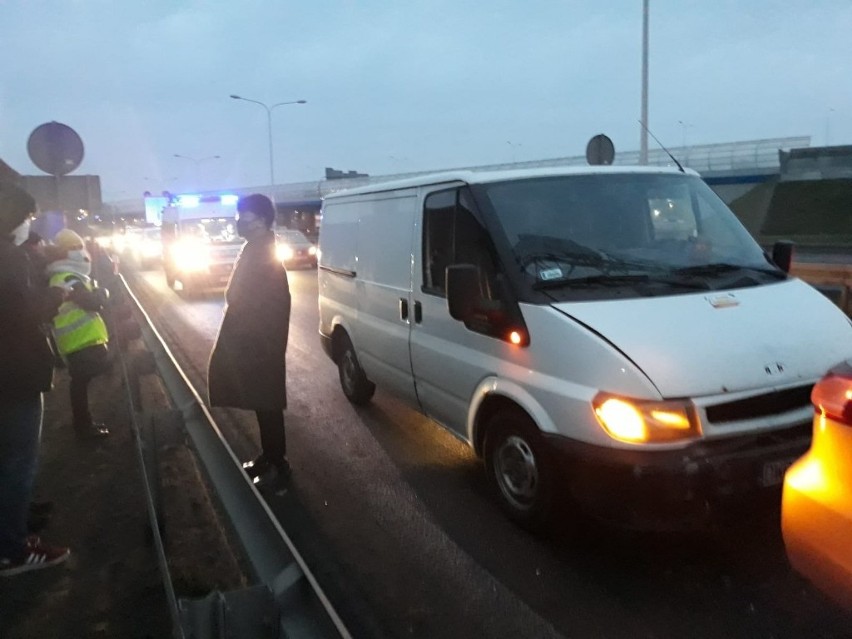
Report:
322,165,700,200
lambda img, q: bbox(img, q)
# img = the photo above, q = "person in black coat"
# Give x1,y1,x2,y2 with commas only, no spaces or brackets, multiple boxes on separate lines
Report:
208,194,291,487
0,182,70,576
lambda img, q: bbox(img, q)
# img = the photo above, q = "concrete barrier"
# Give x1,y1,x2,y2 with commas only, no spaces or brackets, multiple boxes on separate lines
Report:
791,262,852,315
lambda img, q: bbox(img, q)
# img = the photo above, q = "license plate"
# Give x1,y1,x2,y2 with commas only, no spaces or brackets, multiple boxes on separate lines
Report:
760,458,797,487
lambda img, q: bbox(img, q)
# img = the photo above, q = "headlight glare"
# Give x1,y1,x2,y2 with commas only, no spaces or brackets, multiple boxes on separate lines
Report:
173,241,209,272
593,393,699,444
595,398,646,442
276,244,294,262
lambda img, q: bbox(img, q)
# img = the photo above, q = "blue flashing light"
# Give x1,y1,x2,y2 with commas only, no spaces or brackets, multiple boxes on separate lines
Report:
178,195,200,208
220,194,239,206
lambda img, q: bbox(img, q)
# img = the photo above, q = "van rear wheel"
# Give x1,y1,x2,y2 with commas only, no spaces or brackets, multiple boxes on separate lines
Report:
338,334,375,405
484,409,554,531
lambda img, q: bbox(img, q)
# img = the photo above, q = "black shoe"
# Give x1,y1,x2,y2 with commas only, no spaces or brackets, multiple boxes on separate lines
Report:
241,455,270,479
274,458,291,479
75,423,110,440
253,458,290,490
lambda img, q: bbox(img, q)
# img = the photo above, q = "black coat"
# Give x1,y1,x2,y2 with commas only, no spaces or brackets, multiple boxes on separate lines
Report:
208,232,290,411
0,239,61,401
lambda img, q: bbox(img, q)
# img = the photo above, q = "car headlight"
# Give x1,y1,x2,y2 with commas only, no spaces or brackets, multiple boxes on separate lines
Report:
276,244,294,261
173,241,209,272
308,245,317,256
592,393,699,444
141,241,161,258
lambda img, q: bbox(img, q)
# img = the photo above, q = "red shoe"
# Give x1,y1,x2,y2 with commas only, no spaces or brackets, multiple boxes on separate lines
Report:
0,541,70,577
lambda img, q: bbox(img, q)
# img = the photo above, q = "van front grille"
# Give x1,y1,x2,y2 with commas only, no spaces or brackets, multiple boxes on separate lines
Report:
705,384,813,424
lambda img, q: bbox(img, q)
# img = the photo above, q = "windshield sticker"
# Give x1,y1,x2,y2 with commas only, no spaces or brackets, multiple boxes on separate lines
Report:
539,268,563,281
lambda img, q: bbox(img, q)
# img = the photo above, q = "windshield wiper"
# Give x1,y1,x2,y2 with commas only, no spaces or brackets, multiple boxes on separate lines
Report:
519,249,667,274
518,249,605,269
672,263,786,279
533,273,709,290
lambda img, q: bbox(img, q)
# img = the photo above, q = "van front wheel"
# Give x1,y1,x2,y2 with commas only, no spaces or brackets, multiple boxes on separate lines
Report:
485,410,554,531
338,334,375,405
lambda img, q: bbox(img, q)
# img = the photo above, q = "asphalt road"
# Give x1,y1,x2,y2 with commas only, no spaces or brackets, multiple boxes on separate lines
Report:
128,266,852,639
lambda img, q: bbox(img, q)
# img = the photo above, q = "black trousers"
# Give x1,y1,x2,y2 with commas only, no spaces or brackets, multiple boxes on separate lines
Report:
67,345,111,430
255,410,286,464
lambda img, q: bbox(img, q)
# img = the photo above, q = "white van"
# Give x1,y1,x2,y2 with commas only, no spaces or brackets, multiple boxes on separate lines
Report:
318,166,852,529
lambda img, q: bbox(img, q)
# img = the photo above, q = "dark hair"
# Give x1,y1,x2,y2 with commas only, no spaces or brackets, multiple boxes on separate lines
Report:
0,182,36,234
237,194,276,228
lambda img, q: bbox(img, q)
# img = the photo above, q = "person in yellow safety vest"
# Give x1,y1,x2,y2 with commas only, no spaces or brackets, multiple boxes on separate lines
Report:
45,229,111,440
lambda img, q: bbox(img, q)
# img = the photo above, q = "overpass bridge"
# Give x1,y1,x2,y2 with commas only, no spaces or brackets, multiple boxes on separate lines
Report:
107,135,852,254
108,135,809,218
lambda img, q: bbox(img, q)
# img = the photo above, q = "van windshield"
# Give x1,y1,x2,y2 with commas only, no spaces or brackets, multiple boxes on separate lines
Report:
476,173,784,297
180,217,239,244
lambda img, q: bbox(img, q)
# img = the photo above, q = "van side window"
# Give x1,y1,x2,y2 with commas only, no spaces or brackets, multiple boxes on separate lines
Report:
423,190,456,293
422,188,498,298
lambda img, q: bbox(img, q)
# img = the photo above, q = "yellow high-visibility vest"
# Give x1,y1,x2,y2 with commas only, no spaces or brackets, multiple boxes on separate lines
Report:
49,272,109,356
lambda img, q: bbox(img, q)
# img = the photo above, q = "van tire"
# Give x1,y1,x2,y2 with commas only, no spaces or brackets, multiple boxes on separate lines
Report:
338,334,375,405
484,409,554,531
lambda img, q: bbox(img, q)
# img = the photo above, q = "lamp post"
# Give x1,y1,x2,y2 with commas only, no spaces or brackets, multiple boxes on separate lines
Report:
172,154,220,190
229,95,307,186
677,120,694,150
506,141,522,163
639,0,650,165
826,107,835,146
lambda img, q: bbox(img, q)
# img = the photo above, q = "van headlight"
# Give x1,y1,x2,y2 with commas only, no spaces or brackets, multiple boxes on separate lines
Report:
276,244,294,262
592,394,700,444
173,241,209,272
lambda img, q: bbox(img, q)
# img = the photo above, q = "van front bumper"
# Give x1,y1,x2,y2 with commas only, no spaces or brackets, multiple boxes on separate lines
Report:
545,421,811,529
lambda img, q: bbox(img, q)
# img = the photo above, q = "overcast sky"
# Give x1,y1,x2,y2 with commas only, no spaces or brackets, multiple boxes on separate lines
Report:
1,0,849,200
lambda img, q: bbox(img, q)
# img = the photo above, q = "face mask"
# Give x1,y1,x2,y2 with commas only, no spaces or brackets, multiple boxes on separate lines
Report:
67,249,92,275
237,217,263,238
236,218,251,238
67,248,90,260
11,218,30,246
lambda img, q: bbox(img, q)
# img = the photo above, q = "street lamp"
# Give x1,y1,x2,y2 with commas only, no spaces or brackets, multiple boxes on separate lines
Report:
229,94,307,186
677,120,694,150
639,0,650,165
173,154,221,190
506,141,522,163
173,153,221,165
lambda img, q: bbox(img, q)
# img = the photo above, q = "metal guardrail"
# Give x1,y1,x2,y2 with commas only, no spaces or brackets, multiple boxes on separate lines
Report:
111,283,186,639
118,275,351,639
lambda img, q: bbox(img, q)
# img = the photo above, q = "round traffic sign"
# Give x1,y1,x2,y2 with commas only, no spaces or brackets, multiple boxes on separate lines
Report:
585,134,615,166
27,122,85,176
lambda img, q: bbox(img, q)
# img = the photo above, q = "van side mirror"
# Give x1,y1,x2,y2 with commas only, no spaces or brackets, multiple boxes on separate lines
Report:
772,240,795,273
446,265,480,321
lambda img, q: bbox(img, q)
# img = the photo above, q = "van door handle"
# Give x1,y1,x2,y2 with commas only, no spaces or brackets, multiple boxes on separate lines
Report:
399,298,409,322
414,301,423,324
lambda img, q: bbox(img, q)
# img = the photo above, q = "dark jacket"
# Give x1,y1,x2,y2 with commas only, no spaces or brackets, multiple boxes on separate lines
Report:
208,232,290,411
0,239,62,401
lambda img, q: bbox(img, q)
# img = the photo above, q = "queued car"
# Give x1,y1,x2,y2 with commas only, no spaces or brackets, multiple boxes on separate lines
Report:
106,225,162,269
782,362,852,611
275,228,317,269
128,226,162,268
